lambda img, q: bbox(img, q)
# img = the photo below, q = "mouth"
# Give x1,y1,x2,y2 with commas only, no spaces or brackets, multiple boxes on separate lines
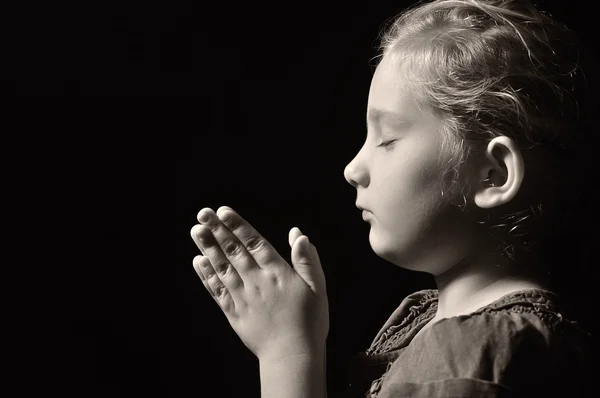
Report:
362,210,372,220
356,204,371,217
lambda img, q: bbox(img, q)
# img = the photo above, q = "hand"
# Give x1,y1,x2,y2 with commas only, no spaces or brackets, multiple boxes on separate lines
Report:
190,206,329,362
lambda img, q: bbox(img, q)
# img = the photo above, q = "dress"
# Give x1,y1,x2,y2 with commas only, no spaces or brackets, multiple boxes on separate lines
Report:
344,288,594,397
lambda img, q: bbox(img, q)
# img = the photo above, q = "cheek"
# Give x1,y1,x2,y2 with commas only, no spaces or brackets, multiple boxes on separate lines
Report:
370,158,447,258
379,153,444,218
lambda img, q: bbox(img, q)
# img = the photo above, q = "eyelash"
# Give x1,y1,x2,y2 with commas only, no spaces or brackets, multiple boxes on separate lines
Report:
376,140,397,150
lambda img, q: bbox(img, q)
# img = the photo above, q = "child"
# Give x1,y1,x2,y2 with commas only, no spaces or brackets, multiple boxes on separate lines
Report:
191,0,595,396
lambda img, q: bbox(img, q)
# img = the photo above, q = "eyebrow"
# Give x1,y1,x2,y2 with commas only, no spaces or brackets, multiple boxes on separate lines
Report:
366,108,410,133
367,108,408,124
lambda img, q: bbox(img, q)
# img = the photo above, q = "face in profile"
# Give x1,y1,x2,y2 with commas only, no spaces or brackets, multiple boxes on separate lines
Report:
344,55,480,275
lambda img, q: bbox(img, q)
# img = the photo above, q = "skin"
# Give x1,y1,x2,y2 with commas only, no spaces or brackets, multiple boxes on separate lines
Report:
190,208,328,361
190,207,329,398
343,54,551,325
189,51,551,398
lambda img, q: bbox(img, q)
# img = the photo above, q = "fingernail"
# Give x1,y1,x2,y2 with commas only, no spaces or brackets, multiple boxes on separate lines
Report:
218,206,233,215
199,211,209,223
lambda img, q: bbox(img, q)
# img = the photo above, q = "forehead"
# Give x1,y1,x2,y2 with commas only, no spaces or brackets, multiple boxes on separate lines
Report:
368,55,428,119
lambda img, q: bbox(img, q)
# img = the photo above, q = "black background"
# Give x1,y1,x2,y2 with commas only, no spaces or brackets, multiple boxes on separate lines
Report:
14,0,594,396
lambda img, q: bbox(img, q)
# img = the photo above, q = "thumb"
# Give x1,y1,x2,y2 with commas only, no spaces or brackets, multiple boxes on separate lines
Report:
291,233,326,294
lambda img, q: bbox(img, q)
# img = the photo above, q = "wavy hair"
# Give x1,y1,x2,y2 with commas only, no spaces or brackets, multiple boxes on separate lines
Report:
376,0,596,267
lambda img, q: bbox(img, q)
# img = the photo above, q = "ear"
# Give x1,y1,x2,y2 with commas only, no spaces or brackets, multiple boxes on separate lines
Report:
473,136,524,209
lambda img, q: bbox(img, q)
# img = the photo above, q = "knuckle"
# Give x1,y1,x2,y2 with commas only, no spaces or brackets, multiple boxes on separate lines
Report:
225,216,243,232
213,283,226,298
245,236,264,252
268,272,279,285
223,240,243,258
204,267,217,280
213,260,230,275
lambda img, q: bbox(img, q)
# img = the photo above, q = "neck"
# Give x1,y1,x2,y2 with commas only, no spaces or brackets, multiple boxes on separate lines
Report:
432,251,552,320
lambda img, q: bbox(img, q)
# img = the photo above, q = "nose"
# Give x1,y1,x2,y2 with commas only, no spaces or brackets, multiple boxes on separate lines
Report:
343,151,369,189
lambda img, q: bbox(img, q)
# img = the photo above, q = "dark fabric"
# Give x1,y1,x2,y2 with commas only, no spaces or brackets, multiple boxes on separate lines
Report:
344,288,594,397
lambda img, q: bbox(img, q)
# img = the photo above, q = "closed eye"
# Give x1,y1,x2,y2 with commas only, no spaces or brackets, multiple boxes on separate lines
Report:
376,140,397,150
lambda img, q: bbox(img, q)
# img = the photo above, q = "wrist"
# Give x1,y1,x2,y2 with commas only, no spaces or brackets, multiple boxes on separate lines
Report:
259,350,327,398
259,338,326,365
259,349,325,369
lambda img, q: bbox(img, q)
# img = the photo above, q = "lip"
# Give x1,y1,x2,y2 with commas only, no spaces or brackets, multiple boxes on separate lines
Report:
362,210,372,220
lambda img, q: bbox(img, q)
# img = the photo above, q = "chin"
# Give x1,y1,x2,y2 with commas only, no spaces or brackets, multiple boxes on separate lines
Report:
368,227,452,274
368,228,416,268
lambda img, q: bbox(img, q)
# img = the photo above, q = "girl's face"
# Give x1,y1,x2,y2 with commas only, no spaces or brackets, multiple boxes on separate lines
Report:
344,55,479,275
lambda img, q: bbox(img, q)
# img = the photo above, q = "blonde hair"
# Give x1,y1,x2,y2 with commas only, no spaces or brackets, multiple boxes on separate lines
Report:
376,0,595,263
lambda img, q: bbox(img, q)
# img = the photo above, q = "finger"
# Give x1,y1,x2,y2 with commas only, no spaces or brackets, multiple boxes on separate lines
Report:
307,241,327,291
191,223,245,298
291,235,326,294
192,255,220,305
198,209,259,276
212,206,285,270
288,227,303,248
193,255,235,314
197,208,258,275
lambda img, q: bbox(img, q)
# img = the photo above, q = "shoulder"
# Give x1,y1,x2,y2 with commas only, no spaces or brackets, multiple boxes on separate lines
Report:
416,311,565,374
367,289,438,354
377,309,593,397
425,310,556,352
